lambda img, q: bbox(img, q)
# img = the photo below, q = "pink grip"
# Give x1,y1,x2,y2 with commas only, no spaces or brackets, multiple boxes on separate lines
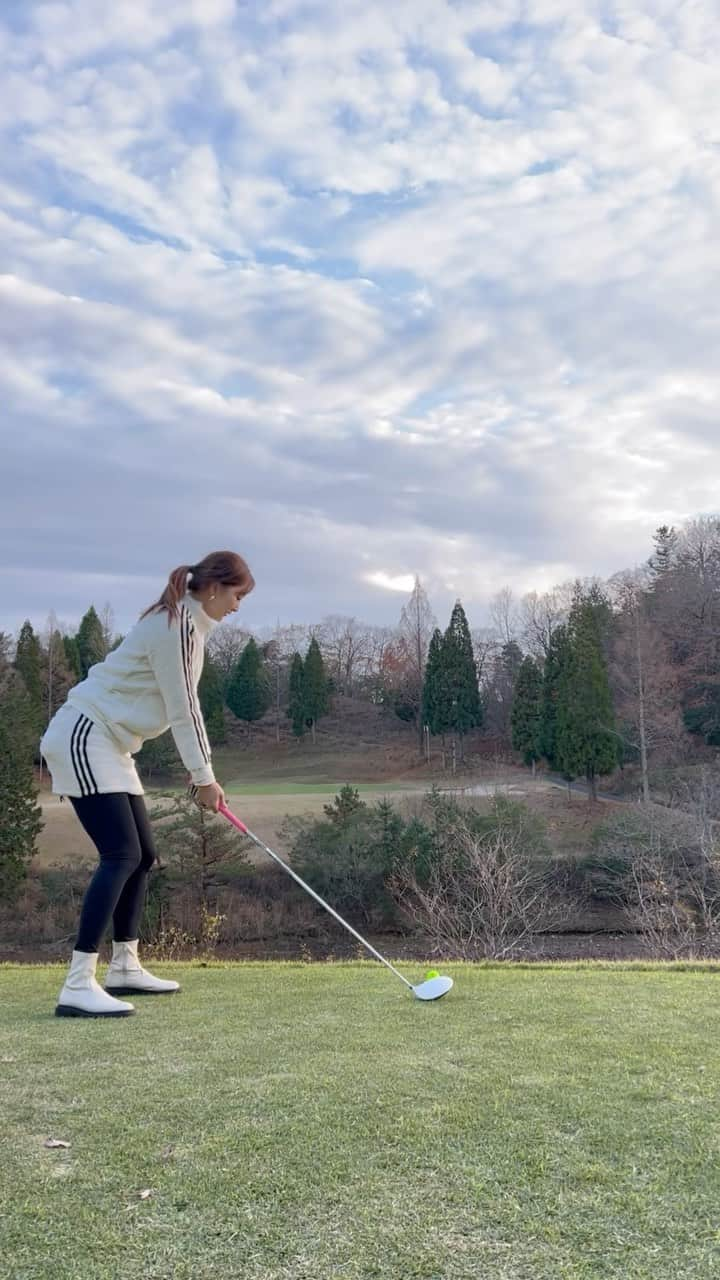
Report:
219,803,249,834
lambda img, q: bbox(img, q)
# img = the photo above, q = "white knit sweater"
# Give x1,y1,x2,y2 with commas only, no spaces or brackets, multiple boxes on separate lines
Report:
66,592,218,786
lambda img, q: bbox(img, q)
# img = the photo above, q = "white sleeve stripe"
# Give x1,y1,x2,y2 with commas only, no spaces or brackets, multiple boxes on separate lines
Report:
180,608,210,765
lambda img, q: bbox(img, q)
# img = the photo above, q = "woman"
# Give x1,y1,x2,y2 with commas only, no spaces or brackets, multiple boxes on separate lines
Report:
40,551,255,1018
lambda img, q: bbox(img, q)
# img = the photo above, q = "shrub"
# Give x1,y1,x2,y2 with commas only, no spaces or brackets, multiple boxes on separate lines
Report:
391,794,569,960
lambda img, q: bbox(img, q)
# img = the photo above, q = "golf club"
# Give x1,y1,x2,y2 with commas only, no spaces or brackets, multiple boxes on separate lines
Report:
218,802,453,1002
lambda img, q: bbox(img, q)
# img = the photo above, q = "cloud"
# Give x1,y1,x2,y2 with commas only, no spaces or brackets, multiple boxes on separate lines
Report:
1,0,719,637
364,572,417,594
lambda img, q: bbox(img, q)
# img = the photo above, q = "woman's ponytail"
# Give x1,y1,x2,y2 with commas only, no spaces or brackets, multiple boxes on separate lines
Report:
139,553,254,626
139,564,194,625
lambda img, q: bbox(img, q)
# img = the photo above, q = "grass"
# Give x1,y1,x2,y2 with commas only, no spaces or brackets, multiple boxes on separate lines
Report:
208,740,426,788
216,781,426,796
2,963,720,1280
34,784,432,869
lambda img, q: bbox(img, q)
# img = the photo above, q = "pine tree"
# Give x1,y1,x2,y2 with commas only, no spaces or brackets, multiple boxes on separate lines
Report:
287,652,306,737
442,600,482,757
198,654,226,745
323,784,366,826
511,655,544,774
226,638,271,740
421,628,449,738
63,634,83,681
541,624,570,770
0,665,43,902
555,590,617,799
648,524,679,583
14,621,43,739
303,637,330,744
135,730,179,780
147,793,249,921
76,605,107,678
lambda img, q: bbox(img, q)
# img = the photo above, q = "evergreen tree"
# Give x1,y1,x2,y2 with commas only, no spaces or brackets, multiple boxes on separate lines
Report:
555,590,617,799
323,784,366,826
577,582,614,651
226,638,271,738
76,605,107,678
648,524,679,583
0,665,43,902
501,640,523,683
442,600,482,756
303,636,330,743
135,730,179,780
421,628,449,737
147,793,249,921
287,652,306,737
14,621,43,738
541,623,571,769
511,655,544,773
63,634,83,681
198,654,226,745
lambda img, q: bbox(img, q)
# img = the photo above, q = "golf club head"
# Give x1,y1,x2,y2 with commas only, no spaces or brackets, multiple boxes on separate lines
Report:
412,975,453,1001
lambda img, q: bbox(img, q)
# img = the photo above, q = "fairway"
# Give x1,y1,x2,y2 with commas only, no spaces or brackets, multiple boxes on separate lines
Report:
33,785,430,868
2,964,720,1279
33,776,547,868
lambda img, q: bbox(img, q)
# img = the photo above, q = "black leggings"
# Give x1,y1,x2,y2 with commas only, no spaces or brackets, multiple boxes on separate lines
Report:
70,793,157,953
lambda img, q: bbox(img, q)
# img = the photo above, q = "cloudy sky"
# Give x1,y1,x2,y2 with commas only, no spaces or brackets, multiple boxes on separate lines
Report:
2,0,719,637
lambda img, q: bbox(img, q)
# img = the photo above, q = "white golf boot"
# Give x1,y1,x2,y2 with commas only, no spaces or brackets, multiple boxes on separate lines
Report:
104,940,180,996
55,951,136,1018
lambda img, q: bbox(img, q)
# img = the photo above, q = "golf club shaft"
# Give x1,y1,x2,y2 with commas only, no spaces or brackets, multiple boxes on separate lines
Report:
219,803,414,991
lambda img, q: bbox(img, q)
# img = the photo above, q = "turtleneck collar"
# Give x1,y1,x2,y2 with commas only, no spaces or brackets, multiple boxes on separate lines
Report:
183,591,219,638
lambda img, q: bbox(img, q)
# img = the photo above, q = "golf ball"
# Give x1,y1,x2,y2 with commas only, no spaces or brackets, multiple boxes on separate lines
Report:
425,969,440,980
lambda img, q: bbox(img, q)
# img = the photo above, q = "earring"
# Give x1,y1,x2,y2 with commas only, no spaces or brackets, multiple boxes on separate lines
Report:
210,592,216,600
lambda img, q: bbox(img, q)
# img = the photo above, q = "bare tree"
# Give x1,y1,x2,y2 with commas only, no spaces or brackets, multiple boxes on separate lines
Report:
651,515,720,673
399,577,437,679
99,602,117,651
397,577,437,747
519,588,569,660
489,587,520,647
608,571,688,801
316,615,372,696
207,622,252,688
598,805,720,959
392,810,570,959
470,627,498,688
354,625,395,700
255,622,312,740
39,612,76,726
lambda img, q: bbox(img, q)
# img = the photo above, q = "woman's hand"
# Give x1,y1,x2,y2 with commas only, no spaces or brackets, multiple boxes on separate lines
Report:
196,781,226,812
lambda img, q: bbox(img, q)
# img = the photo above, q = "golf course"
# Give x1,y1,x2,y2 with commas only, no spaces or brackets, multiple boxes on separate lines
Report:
2,962,719,1279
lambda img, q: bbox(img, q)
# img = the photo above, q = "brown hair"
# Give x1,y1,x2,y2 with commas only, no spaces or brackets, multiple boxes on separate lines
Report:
140,551,255,626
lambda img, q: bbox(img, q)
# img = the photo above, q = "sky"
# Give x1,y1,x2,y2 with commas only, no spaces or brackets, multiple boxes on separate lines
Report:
2,0,720,638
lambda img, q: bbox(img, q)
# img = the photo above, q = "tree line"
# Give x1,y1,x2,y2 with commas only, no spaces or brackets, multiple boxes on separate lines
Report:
2,514,720,905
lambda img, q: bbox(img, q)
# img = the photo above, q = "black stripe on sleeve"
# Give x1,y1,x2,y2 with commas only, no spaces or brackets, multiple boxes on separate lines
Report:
70,714,91,796
187,620,211,761
180,608,210,765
